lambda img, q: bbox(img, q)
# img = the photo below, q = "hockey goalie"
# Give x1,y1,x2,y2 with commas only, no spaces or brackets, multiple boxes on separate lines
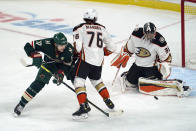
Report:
111,22,192,97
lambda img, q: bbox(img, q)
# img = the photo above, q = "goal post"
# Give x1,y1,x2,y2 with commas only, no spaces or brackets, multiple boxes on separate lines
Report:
181,0,196,68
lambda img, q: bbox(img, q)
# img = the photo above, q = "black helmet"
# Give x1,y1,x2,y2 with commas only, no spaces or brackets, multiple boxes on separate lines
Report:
53,32,67,45
143,22,156,34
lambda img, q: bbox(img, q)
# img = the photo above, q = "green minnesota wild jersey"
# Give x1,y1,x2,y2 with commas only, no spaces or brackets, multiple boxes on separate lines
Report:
24,37,74,74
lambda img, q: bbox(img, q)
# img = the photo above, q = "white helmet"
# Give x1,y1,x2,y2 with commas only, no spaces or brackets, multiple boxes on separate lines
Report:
83,9,98,22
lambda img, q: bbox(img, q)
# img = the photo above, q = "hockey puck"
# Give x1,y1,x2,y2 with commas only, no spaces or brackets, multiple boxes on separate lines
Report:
154,96,158,100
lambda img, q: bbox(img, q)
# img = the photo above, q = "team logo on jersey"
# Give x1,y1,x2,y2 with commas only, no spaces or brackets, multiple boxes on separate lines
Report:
35,41,42,46
40,74,45,79
61,57,64,60
69,47,72,53
135,47,151,57
159,37,165,43
45,40,51,45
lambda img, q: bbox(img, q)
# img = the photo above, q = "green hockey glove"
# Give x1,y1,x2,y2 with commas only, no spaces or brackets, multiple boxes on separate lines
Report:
53,70,64,86
31,52,42,68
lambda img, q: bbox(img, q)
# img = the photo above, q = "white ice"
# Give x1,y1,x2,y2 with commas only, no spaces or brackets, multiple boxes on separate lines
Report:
0,0,196,131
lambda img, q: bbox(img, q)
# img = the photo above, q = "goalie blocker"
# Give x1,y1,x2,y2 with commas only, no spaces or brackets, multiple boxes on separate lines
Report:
138,77,192,97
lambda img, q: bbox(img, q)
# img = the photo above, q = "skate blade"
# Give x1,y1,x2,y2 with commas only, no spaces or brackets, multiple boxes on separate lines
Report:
72,113,88,120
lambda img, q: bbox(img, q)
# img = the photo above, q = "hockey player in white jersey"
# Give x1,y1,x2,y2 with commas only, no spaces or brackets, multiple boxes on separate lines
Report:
111,22,191,97
72,9,116,119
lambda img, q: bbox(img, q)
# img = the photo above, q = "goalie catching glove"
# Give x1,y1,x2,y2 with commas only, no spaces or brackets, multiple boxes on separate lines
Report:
53,70,64,86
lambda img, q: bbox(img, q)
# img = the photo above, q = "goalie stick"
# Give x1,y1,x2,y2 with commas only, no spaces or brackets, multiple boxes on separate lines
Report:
111,46,124,86
112,65,121,86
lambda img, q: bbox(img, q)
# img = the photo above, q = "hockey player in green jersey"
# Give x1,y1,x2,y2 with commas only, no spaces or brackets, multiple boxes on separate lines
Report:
14,32,75,117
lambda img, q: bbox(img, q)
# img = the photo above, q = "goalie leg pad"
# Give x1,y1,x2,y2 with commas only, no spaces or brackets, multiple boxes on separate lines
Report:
138,77,185,96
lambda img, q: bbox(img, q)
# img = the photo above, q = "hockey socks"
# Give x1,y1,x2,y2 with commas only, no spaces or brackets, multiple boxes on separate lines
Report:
75,87,87,104
20,81,45,108
95,82,110,99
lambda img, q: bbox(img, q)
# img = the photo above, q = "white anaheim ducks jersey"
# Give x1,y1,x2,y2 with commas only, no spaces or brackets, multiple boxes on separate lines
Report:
125,28,172,67
73,22,116,66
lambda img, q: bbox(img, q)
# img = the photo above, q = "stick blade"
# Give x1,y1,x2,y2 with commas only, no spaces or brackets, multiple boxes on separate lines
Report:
108,109,124,117
20,58,28,66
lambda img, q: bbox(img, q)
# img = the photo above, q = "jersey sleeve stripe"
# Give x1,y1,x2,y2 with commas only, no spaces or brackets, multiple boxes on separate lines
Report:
163,53,172,63
31,41,34,49
81,46,85,61
75,58,82,76
124,43,133,56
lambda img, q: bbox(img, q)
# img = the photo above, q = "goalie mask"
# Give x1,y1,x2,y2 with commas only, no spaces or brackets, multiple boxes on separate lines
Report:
143,22,156,40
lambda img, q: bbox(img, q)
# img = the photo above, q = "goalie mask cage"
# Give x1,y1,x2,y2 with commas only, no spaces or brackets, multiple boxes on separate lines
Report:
181,0,196,69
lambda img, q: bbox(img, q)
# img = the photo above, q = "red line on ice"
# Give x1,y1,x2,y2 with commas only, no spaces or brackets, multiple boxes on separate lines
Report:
0,27,46,38
0,16,195,39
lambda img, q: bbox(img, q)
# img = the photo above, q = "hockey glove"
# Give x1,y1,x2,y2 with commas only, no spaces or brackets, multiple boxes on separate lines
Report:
31,52,42,68
111,52,130,68
157,62,171,80
104,47,113,56
53,70,64,86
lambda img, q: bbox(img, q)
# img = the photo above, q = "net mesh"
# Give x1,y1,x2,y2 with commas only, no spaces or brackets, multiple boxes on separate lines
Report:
184,0,196,69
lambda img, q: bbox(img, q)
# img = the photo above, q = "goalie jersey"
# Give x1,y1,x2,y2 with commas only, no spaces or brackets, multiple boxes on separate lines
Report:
125,27,172,67
73,23,116,66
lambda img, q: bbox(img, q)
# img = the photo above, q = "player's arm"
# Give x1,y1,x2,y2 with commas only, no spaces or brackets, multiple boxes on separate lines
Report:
24,39,45,56
111,33,135,68
157,45,172,63
53,43,75,84
124,27,144,56
154,33,172,63
155,36,172,79
124,35,135,56
24,40,45,68
73,26,83,54
62,43,74,65
102,29,117,56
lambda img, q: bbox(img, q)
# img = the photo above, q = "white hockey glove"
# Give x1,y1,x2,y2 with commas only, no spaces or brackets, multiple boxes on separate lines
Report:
157,62,171,80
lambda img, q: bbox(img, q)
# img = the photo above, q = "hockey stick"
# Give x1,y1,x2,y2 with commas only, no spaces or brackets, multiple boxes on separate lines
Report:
41,65,123,117
111,46,124,86
20,58,56,67
20,58,33,67
112,65,121,86
20,51,72,68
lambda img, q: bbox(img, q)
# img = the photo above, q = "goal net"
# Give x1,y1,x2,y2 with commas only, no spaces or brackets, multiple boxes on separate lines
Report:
181,0,196,69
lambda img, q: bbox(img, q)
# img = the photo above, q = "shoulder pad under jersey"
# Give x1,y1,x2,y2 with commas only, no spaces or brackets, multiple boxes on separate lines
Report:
73,23,86,31
132,27,144,38
94,23,106,28
33,38,52,45
151,32,167,47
